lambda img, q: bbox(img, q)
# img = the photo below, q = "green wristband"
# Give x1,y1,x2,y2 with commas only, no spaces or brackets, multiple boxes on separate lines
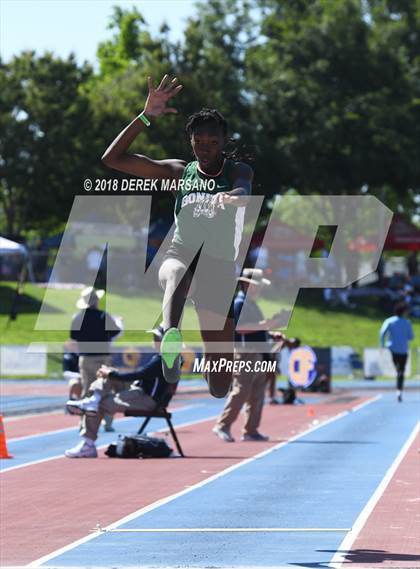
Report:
137,111,151,127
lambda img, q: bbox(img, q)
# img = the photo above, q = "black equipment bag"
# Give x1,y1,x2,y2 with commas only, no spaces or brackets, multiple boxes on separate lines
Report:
105,434,172,459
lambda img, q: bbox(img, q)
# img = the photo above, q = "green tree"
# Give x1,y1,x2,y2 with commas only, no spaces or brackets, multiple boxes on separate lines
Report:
176,0,254,141
88,2,255,167
85,6,181,222
3,0,418,237
0,52,94,234
245,0,419,216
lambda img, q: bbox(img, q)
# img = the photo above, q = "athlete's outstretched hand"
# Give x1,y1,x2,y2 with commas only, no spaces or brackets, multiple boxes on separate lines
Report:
214,192,250,209
143,75,183,118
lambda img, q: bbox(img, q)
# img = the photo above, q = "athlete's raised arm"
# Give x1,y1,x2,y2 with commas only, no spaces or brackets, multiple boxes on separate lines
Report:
102,75,185,180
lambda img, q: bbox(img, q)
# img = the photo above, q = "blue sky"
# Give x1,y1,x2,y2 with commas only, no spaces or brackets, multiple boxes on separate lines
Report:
0,0,197,64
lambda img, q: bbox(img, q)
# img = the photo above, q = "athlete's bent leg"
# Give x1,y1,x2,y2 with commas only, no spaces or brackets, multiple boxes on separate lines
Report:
158,257,194,330
197,309,234,398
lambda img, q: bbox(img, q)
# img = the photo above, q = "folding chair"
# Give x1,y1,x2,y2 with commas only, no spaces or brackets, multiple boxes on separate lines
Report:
124,384,184,457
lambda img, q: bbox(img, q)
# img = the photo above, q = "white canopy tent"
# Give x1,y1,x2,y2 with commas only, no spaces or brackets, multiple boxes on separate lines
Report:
0,236,36,321
0,236,27,255
0,235,35,283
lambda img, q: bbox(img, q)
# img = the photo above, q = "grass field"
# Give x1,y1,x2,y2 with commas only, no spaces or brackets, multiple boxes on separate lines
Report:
2,280,414,348
1,281,418,378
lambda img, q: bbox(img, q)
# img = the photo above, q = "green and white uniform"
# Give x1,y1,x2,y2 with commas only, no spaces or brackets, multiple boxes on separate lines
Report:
172,159,246,261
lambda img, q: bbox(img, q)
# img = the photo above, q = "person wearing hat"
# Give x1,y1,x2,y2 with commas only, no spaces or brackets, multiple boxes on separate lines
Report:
70,286,122,431
64,325,172,458
213,268,287,442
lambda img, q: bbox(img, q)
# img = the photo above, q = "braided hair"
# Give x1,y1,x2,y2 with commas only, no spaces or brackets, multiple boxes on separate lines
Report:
185,108,253,163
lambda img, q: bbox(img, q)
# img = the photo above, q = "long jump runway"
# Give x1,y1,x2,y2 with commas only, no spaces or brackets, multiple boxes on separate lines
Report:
1,389,419,568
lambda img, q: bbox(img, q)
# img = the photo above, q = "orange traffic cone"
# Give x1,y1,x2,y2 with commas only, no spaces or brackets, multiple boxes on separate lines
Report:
0,415,13,459
307,406,315,418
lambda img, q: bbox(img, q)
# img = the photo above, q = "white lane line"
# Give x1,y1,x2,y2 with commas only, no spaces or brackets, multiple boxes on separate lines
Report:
7,418,131,443
7,404,199,443
328,420,420,569
0,407,212,474
4,410,63,422
93,526,351,533
3,398,204,422
27,396,380,568
10,564,312,569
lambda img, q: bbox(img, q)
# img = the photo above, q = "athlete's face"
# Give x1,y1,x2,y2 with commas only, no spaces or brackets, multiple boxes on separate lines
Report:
190,124,226,172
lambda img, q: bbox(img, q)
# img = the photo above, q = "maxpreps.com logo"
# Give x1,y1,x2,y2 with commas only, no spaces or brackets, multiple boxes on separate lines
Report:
288,346,318,388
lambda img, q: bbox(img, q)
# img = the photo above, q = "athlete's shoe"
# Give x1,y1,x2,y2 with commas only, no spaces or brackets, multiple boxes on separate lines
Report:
241,432,269,442
212,426,235,443
206,370,233,398
64,440,98,458
161,327,182,383
66,397,99,416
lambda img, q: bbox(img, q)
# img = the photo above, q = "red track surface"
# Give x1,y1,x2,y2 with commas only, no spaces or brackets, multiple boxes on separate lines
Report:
1,397,366,566
0,382,68,396
5,412,80,439
3,400,192,440
346,431,420,567
1,385,208,440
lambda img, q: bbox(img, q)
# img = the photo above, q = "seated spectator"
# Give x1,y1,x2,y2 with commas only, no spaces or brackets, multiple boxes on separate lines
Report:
402,275,414,303
64,324,172,458
323,287,355,308
411,274,420,291
388,272,405,290
410,296,420,318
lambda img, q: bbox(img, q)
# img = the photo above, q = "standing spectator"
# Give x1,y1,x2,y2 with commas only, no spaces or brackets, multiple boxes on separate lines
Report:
407,252,418,278
70,286,122,431
63,339,81,401
376,255,385,287
212,269,285,442
380,302,414,402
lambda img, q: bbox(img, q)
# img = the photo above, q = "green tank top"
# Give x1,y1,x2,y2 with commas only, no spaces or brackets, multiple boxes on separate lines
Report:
173,159,246,261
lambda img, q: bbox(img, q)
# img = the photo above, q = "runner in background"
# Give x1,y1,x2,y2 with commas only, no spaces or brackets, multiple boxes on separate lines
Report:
380,302,414,402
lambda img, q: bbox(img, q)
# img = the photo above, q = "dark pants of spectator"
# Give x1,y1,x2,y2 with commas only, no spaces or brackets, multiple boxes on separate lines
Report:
391,352,408,391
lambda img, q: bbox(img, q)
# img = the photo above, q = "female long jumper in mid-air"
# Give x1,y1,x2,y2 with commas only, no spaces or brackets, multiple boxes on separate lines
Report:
102,74,253,398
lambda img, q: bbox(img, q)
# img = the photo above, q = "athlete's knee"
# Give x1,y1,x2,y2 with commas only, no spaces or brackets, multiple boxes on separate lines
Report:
166,265,191,289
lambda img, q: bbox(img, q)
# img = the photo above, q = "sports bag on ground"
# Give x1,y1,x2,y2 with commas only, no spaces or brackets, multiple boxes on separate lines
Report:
105,434,173,458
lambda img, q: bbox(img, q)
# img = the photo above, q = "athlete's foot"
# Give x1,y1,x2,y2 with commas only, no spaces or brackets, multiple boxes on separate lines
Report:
397,390,403,402
161,327,182,383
